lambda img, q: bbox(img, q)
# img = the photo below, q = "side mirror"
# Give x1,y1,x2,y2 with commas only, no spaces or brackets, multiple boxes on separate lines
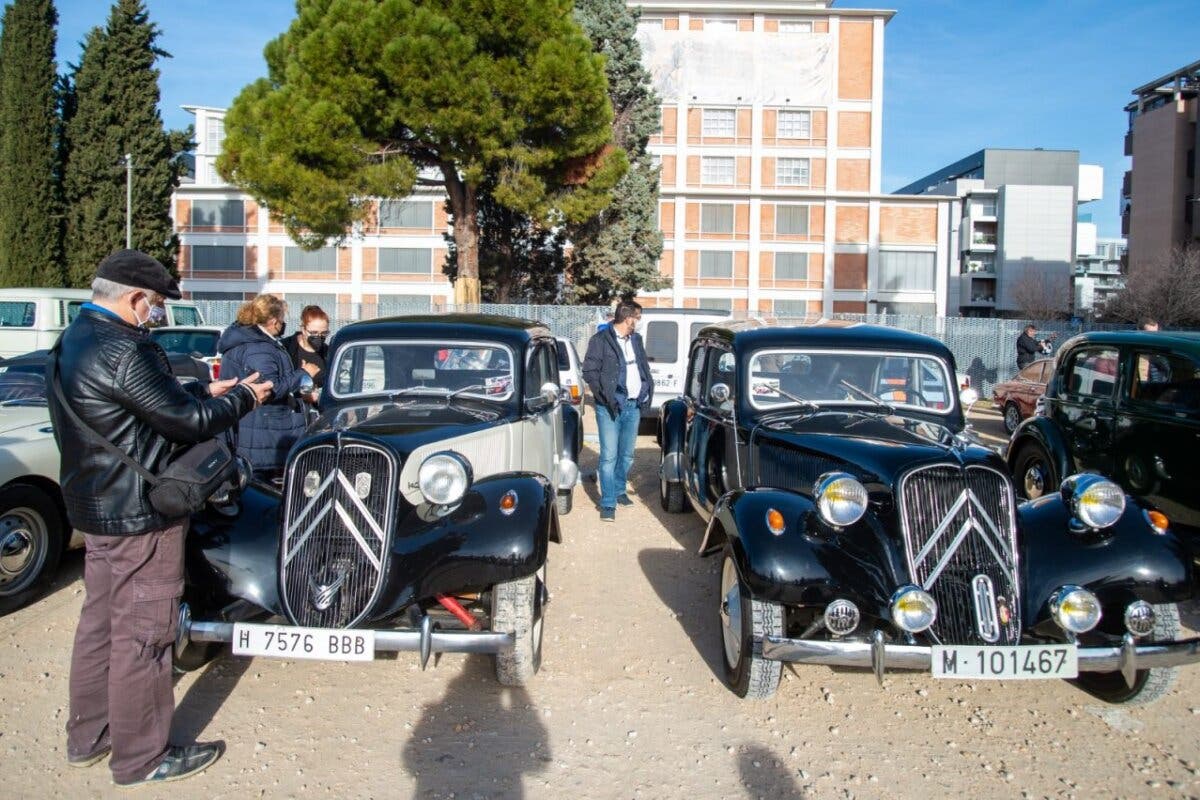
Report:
709,382,731,406
540,381,560,406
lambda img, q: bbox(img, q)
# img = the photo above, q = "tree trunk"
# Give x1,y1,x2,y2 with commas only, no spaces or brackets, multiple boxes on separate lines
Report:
444,167,481,306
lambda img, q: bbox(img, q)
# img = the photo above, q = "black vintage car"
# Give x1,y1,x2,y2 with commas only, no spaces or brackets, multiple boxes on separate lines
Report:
658,320,1200,703
175,315,581,685
1008,331,1200,551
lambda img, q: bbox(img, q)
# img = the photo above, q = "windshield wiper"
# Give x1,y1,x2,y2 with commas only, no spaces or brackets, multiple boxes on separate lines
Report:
446,383,492,400
388,386,447,399
838,379,895,414
768,385,819,412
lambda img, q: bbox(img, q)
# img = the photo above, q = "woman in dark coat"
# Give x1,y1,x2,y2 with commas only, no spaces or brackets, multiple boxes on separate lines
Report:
218,294,311,478
283,304,330,388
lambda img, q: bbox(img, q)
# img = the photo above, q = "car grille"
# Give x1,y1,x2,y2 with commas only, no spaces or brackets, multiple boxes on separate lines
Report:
280,441,396,628
898,465,1021,645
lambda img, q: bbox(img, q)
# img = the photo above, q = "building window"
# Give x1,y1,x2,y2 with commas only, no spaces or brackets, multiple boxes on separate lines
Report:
705,18,738,31
205,117,225,153
378,247,432,274
379,200,433,228
191,245,244,271
778,19,813,33
773,299,810,316
775,205,809,236
699,298,733,312
700,204,734,234
702,108,736,137
190,199,243,228
206,162,223,185
636,18,663,33
877,250,936,292
190,291,242,302
774,252,808,281
284,246,336,273
699,251,733,278
701,156,735,185
777,110,812,139
776,158,810,187
876,301,936,315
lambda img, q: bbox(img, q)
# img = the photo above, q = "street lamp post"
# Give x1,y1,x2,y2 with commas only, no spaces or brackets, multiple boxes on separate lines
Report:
124,153,133,249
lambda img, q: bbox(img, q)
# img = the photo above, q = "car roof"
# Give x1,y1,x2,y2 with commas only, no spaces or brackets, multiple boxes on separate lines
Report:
335,313,552,346
149,325,224,334
697,318,956,361
0,288,196,304
1062,330,1200,352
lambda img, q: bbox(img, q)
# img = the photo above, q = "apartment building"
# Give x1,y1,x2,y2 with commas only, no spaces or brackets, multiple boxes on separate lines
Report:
896,149,1103,318
1123,59,1200,272
175,1,956,316
1073,236,1126,319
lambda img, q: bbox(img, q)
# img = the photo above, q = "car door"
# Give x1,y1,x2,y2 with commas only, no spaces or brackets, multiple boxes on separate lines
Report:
1052,345,1120,477
689,343,738,515
524,338,563,484
643,319,681,403
681,341,709,514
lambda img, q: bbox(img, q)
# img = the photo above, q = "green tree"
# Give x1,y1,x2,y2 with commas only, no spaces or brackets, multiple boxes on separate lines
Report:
218,0,624,306
0,0,64,287
63,0,189,286
566,0,666,304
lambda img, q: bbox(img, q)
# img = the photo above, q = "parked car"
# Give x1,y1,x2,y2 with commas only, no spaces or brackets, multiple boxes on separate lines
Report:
175,314,582,685
149,325,225,380
639,308,727,422
993,358,1053,433
555,336,585,415
658,319,1198,704
0,288,204,358
1008,332,1200,551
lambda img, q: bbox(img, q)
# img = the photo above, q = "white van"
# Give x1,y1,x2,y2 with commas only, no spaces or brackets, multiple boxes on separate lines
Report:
0,288,205,357
640,308,727,418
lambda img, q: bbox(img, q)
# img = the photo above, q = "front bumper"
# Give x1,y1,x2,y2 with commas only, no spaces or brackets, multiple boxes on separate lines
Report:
762,630,1200,687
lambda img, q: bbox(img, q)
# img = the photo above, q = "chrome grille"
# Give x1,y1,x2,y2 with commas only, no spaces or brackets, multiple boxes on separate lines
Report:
898,464,1020,645
280,441,396,628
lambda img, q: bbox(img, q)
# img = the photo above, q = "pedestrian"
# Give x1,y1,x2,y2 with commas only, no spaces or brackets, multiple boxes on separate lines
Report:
283,304,330,389
1141,318,1160,332
218,294,315,481
1016,324,1042,370
581,300,652,521
47,250,272,787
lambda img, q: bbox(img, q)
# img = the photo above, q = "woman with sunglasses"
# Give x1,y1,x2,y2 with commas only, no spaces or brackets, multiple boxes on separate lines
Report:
284,305,331,389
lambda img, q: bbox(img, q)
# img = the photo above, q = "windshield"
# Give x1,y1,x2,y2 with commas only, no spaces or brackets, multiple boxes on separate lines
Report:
0,364,47,406
331,340,515,401
748,349,956,414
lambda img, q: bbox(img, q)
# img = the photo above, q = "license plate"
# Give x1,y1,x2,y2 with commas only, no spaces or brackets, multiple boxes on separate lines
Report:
232,622,375,661
931,644,1077,679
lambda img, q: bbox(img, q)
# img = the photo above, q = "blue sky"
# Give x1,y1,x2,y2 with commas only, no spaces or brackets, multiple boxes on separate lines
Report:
56,0,1199,238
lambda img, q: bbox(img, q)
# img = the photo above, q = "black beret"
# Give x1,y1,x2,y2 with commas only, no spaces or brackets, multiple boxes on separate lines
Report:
95,249,182,300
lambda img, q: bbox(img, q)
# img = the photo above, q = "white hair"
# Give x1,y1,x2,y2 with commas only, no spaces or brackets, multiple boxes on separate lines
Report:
91,276,162,304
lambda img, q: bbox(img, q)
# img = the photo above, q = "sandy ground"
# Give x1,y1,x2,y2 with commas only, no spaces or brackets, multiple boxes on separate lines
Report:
3,418,1200,799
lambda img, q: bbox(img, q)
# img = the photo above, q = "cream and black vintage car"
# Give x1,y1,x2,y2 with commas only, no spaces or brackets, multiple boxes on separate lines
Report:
175,315,580,685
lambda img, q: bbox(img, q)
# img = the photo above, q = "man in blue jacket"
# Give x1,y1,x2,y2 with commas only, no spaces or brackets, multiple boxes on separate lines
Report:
582,301,653,521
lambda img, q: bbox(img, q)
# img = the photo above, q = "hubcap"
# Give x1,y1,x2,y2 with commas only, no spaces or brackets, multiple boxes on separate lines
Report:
1023,463,1046,499
1005,405,1020,430
0,508,47,591
720,558,743,668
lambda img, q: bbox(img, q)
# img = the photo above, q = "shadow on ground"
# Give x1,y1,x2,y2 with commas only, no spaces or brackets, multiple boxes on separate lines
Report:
171,652,253,743
738,743,806,799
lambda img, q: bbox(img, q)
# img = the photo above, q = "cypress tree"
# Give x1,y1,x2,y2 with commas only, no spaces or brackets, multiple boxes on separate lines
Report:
567,0,666,304
63,0,188,285
0,0,64,287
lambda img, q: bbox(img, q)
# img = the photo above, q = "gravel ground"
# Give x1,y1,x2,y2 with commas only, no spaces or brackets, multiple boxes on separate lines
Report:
2,433,1199,799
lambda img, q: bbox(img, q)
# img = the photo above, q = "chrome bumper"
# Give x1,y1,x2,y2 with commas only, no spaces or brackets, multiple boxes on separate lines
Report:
762,630,1200,688
176,604,512,669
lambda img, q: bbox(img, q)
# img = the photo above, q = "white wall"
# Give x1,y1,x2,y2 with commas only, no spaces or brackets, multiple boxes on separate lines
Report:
1077,164,1104,203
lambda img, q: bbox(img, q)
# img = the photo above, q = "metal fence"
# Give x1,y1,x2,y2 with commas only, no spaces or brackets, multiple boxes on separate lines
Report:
190,300,1137,398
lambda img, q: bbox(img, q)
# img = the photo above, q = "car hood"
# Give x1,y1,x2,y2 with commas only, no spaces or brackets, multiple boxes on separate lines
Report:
307,400,510,455
0,405,52,439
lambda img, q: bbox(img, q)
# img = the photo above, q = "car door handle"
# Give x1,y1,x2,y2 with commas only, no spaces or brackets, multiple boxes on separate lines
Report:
1077,417,1097,431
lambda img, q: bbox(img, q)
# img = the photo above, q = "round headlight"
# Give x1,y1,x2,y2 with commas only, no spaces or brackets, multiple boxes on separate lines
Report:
814,473,868,528
418,452,471,506
891,585,937,633
1050,585,1102,634
1063,474,1125,529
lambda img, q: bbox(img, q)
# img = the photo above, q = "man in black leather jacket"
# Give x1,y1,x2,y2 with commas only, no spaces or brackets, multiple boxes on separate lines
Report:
47,250,272,787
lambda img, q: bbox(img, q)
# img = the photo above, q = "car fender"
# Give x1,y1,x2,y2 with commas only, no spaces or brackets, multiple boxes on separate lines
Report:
714,488,902,615
659,398,688,482
1016,494,1194,630
1008,415,1072,484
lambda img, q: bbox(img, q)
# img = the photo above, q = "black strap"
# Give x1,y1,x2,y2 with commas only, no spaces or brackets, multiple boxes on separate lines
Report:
48,346,161,487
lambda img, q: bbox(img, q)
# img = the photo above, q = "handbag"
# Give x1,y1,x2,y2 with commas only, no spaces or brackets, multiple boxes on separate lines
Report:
48,348,238,519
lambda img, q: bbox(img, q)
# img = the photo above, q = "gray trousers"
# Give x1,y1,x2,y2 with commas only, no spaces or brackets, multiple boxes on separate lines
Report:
66,522,185,783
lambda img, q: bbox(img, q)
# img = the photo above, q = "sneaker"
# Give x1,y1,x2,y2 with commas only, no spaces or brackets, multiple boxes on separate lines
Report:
68,744,111,768
599,507,615,522
114,743,223,787
616,494,633,507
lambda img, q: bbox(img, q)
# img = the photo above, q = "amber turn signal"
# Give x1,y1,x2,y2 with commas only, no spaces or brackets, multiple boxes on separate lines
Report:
1147,510,1169,533
766,508,786,535
570,384,581,401
499,490,518,516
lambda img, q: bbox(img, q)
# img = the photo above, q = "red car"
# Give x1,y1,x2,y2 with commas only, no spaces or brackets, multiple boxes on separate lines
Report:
993,358,1052,433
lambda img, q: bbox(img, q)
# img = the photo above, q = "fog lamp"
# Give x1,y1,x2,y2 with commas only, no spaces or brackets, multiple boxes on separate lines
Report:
823,599,860,636
1124,600,1156,637
890,585,937,633
1049,585,1102,634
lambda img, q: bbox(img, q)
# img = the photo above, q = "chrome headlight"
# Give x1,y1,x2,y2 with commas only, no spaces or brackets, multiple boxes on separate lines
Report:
1061,474,1125,529
418,452,471,506
1050,585,1102,634
814,473,868,528
891,585,937,633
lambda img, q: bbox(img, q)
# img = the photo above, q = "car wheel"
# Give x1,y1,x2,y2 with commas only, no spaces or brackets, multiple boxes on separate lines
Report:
1073,603,1181,705
719,549,782,700
1014,442,1056,501
555,490,573,516
0,484,64,615
491,562,547,686
1003,402,1022,434
659,451,687,513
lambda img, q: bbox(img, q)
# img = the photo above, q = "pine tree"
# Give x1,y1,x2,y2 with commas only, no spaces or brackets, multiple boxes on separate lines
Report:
63,0,189,286
0,0,64,287
567,0,666,304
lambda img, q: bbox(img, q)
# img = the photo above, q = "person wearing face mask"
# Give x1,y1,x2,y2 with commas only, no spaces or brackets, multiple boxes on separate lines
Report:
217,294,313,479
283,305,330,389
581,300,652,521
46,250,273,787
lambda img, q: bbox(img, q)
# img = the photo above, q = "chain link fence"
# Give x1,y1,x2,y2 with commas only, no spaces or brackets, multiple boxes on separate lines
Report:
190,300,1137,399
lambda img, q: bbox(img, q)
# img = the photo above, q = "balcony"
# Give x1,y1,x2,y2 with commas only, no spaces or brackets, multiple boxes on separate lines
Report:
1124,130,1133,157
1122,170,1131,198
965,232,996,252
964,259,995,275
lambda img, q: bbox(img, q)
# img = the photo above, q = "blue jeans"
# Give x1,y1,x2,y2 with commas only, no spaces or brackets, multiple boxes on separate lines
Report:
596,399,640,509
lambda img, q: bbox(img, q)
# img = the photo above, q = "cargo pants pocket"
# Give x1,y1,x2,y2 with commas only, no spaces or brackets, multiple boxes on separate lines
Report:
131,577,183,656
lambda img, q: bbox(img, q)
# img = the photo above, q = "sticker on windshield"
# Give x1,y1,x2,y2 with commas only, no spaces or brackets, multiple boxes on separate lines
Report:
752,378,780,398
485,375,512,395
